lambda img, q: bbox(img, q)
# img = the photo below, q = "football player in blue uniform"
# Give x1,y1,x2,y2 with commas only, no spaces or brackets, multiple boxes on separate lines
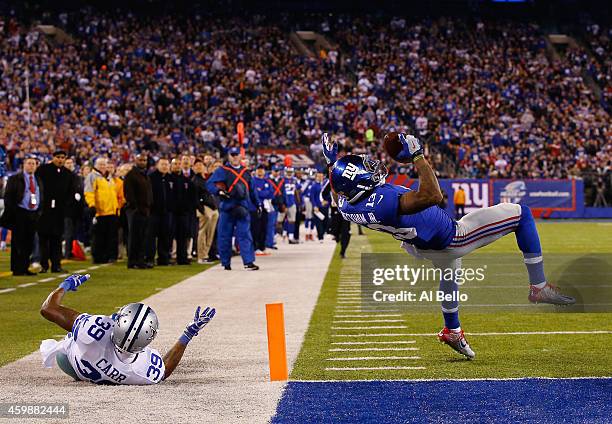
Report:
280,167,300,244
322,133,575,359
299,169,315,241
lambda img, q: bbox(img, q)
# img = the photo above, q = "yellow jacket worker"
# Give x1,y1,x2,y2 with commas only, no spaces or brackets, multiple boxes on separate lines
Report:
453,186,466,219
84,157,119,264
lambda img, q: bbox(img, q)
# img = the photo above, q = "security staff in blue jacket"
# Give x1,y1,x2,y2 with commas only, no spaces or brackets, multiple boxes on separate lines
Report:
207,148,261,270
252,164,274,253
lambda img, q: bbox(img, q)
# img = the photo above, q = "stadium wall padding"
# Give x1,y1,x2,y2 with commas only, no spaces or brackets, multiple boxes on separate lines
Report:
386,176,611,219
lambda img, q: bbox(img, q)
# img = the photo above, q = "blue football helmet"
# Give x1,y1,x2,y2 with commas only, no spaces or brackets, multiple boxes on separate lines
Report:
330,155,388,204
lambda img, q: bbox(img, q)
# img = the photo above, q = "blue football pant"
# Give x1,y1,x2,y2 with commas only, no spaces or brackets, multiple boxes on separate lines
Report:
217,211,255,266
266,210,278,248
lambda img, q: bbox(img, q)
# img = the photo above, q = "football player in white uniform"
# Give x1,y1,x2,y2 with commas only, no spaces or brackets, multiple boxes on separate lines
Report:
39,274,215,384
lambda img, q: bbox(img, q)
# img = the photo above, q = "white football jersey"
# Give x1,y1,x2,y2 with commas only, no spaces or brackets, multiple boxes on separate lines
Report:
42,313,165,385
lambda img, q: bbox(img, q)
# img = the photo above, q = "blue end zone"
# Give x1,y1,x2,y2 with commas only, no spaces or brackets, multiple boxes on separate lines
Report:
272,379,611,423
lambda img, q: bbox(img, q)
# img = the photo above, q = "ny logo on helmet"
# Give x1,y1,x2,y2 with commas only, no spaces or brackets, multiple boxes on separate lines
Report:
341,162,360,180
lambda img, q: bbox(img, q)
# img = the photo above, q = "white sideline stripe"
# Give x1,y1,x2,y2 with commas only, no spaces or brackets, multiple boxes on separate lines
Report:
332,333,413,337
334,314,402,318
18,282,38,288
332,341,416,345
333,320,405,323
327,356,421,361
458,304,612,307
335,309,402,313
0,288,17,294
329,348,419,352
336,331,612,337
295,376,612,382
88,265,101,270
332,326,408,330
335,310,402,313
38,277,56,283
58,274,69,278
464,285,612,289
325,367,426,371
73,269,87,273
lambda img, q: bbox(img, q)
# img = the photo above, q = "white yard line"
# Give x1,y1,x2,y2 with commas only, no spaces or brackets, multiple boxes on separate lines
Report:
332,333,414,337
325,366,426,371
331,341,417,345
0,288,16,294
334,314,402,318
329,348,419,352
18,282,38,288
333,320,405,323
326,356,421,361
38,277,56,282
415,330,612,336
332,326,408,330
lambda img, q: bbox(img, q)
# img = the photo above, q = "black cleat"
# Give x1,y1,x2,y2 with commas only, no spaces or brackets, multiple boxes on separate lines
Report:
224,265,232,271
244,263,259,271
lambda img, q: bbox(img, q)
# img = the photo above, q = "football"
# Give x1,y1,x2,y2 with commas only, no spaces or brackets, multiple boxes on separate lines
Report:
383,131,409,163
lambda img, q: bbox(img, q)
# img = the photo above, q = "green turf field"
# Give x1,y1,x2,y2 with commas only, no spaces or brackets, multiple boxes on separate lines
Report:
0,252,214,366
292,222,612,380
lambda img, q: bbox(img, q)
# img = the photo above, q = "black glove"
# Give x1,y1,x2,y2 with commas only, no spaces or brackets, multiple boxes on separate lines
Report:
218,190,231,201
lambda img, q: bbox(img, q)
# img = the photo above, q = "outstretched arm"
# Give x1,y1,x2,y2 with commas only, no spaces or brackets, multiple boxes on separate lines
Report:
397,136,443,214
163,306,216,380
40,274,90,332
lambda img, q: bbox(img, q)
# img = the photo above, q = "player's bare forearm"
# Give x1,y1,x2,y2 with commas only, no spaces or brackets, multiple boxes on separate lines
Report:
40,288,81,332
398,157,443,215
162,340,187,380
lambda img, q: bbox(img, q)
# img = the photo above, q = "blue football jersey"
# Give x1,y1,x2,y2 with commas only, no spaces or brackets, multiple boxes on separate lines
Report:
338,183,456,250
283,177,300,207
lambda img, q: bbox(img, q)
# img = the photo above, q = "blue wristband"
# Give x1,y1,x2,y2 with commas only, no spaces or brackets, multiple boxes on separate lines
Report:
179,333,192,346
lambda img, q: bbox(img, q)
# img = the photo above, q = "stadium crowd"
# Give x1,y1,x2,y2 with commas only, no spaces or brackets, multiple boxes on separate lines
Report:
0,10,611,272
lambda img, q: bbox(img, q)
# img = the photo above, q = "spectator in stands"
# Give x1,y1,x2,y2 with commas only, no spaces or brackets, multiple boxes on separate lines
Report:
1,157,41,275
84,157,118,264
124,153,154,269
